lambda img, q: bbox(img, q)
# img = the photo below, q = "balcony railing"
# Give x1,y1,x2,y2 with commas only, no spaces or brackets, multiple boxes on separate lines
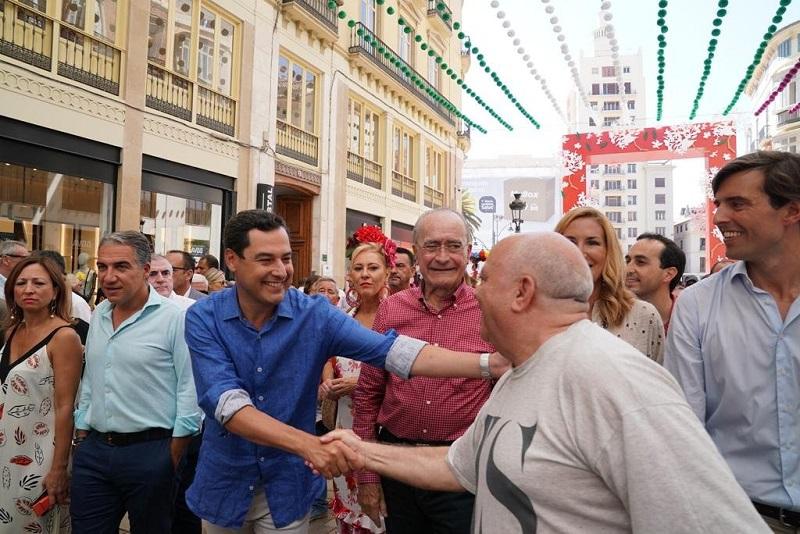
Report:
461,35,471,57
777,108,800,127
276,120,319,166
281,0,338,34
424,185,444,208
347,151,382,190
457,122,471,140
197,86,236,136
349,22,454,125
0,0,121,95
392,171,417,201
427,0,453,30
146,62,236,136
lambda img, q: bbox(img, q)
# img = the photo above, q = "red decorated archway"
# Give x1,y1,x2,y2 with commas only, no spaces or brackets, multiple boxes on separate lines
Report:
560,122,736,271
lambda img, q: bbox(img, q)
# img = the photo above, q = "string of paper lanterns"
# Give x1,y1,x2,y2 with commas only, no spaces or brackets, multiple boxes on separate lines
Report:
654,0,669,120
754,55,800,115
723,0,793,115
326,0,489,133
688,0,730,120
487,1,567,124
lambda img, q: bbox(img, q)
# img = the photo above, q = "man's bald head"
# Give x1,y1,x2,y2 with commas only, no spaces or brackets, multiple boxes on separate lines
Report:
495,233,593,303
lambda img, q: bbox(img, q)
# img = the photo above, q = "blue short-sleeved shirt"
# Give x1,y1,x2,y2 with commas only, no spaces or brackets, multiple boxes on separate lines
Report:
185,287,413,528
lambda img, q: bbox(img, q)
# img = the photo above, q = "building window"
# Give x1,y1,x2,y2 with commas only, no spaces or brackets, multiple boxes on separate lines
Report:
615,228,623,239
606,211,622,223
590,164,600,173
603,101,621,111
655,177,666,187
605,180,622,190
628,211,637,222
589,118,596,127
655,194,666,204
603,116,619,127
624,82,632,94
627,195,637,206
604,164,622,174
628,227,638,238
627,163,637,173
590,179,600,189
623,66,631,74
398,25,413,63
655,227,666,236
393,127,414,177
627,100,635,110
590,101,598,109
606,196,622,207
627,178,637,189
148,1,238,97
425,146,446,207
655,210,666,220
276,55,317,134
602,83,619,95
348,98,380,162
602,66,616,77
428,50,441,90
778,38,792,58
361,0,377,31
700,237,706,251
591,83,601,95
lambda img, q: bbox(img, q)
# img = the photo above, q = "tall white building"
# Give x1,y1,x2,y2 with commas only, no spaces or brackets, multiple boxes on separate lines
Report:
674,206,707,274
567,15,673,251
745,20,800,152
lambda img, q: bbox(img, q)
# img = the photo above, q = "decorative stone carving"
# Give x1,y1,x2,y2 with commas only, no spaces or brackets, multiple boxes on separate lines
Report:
275,160,322,187
142,115,239,158
0,65,125,124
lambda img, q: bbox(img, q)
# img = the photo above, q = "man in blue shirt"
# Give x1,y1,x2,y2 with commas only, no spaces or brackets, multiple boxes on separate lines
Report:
665,151,800,531
186,210,502,532
71,231,202,533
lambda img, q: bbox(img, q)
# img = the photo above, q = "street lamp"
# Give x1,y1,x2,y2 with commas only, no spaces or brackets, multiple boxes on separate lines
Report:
509,192,526,233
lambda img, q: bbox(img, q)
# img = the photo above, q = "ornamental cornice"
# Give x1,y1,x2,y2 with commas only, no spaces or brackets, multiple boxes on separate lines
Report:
142,115,239,159
0,66,125,124
346,180,387,205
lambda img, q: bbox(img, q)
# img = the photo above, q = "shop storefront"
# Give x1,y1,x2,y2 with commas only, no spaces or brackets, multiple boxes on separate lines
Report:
0,116,118,274
140,156,236,262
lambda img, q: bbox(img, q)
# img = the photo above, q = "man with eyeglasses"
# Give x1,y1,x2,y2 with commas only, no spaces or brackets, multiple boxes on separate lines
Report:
149,254,194,310
167,250,208,301
0,239,30,297
353,208,494,533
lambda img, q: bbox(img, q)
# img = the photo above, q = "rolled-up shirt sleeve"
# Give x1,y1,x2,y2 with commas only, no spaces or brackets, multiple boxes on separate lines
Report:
170,312,203,437
185,305,253,426
324,305,427,374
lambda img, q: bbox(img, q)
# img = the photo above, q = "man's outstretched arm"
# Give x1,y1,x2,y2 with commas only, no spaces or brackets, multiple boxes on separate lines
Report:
318,429,464,493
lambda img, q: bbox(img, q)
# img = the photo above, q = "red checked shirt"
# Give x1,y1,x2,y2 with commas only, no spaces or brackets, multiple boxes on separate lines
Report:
353,282,494,485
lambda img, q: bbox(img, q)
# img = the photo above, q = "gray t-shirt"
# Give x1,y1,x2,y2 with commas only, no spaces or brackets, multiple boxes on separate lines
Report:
447,320,768,533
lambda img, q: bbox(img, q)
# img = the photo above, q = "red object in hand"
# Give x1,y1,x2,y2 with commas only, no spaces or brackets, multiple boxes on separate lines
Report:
32,491,53,516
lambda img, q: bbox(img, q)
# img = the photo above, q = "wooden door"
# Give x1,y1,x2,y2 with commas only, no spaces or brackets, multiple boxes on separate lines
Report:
276,195,312,285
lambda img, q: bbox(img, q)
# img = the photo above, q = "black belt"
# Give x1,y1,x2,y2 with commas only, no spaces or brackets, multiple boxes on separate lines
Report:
753,501,800,528
91,428,172,447
378,427,454,447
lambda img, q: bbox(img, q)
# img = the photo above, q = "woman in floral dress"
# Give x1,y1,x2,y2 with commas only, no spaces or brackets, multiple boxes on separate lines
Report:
0,257,83,533
324,238,394,534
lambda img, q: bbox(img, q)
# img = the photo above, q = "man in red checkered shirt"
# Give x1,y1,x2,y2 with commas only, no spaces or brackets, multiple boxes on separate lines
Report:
352,208,494,533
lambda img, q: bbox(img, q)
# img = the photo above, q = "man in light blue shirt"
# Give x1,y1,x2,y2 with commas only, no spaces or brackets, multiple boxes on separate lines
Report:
71,231,202,533
665,151,800,531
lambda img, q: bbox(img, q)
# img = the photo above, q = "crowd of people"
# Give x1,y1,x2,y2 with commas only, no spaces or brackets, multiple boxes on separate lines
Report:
0,149,797,534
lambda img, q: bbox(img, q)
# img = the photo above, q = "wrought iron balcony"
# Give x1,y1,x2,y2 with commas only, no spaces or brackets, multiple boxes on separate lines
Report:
281,0,338,39
349,22,454,125
777,108,800,127
276,120,319,166
347,151,382,190
0,0,121,95
427,0,453,31
457,122,471,140
391,171,417,202
146,62,237,136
